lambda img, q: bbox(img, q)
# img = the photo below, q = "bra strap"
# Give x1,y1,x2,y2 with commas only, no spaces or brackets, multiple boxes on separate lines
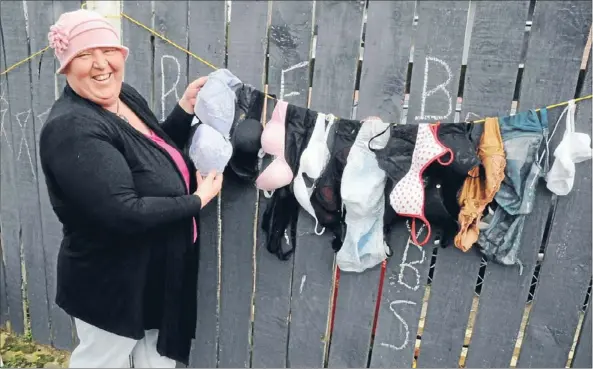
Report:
314,218,326,236
368,124,392,152
430,122,455,166
411,218,431,246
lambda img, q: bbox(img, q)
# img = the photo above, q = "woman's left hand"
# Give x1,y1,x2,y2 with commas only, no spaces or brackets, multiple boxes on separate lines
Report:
179,76,208,114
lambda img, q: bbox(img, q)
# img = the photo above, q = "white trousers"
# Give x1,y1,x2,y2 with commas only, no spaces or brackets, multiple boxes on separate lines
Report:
68,318,176,368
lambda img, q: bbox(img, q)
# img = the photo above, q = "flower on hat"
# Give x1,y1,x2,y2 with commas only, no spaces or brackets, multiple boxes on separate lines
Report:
48,23,69,54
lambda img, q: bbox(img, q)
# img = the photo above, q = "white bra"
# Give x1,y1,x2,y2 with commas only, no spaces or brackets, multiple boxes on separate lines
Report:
546,100,592,196
293,113,336,235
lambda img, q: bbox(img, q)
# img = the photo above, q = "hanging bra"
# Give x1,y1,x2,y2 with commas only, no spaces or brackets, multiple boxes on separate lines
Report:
228,85,266,182
293,113,336,235
546,100,592,196
389,124,453,245
255,100,293,196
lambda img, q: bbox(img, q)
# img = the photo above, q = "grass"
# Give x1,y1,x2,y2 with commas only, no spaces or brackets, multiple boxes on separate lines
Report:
0,329,70,368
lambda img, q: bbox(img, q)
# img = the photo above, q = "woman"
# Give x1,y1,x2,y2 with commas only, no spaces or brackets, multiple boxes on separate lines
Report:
39,9,222,367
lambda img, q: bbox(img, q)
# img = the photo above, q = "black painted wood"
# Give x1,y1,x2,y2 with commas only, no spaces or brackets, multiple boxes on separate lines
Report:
266,0,313,107
356,0,414,125
288,1,364,367
328,2,415,368
289,211,337,368
29,0,76,350
370,222,435,368
153,0,188,122
122,1,154,109
307,0,364,117
0,3,24,336
1,0,52,341
187,2,226,367
252,2,313,367
53,1,80,92
572,304,592,368
0,49,7,326
466,1,592,367
517,52,593,369
417,2,530,368
218,2,268,367
460,1,530,120
0,246,8,327
406,0,470,124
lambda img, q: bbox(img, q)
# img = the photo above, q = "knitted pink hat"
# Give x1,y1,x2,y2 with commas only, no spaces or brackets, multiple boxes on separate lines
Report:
48,9,129,74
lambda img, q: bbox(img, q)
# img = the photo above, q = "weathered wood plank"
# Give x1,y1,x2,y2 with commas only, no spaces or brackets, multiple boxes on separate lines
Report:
572,304,592,368
266,0,313,108
417,2,530,368
406,0,470,124
306,0,364,117
370,223,435,368
218,2,268,367
0,10,14,331
466,1,592,367
460,1,529,120
252,2,313,367
289,1,364,367
53,1,81,92
517,51,593,369
0,248,8,327
1,0,51,341
153,0,188,122
356,0,415,124
328,2,415,367
0,3,24,335
122,1,154,109
28,0,76,350
186,2,226,367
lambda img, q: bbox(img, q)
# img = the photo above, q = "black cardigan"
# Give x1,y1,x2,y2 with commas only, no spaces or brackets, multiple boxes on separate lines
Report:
39,82,201,364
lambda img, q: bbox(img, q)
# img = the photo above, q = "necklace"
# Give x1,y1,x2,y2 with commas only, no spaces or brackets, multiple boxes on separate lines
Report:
116,99,129,123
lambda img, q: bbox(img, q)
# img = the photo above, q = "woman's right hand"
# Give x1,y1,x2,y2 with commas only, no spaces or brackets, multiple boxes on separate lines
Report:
194,170,223,208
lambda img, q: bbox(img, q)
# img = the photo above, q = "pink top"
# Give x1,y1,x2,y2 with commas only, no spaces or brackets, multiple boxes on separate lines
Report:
147,130,198,243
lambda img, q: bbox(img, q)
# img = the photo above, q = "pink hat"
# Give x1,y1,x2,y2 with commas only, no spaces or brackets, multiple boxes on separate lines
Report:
48,9,129,74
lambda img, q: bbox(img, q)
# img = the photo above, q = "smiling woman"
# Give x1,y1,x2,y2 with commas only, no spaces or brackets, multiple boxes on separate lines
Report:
38,8,224,368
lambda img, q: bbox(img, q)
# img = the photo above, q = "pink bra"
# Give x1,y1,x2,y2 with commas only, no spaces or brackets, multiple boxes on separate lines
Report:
255,100,293,194
389,123,453,246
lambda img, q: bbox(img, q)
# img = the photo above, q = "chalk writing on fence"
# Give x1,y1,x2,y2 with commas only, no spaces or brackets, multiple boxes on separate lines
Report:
388,237,427,291
0,90,10,153
299,274,306,294
16,110,36,179
379,300,417,351
280,61,309,99
37,107,52,126
464,111,480,122
160,55,181,121
415,56,453,122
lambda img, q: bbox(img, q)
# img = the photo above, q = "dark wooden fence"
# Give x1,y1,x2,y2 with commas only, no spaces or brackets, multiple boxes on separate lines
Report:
1,1,592,367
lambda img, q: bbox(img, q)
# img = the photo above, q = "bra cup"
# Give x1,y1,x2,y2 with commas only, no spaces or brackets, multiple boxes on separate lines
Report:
256,157,294,192
293,172,316,217
389,124,451,243
294,144,329,217
342,148,385,217
570,132,592,163
260,123,285,157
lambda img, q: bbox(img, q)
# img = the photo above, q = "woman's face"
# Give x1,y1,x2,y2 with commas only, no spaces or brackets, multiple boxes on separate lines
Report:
65,47,125,107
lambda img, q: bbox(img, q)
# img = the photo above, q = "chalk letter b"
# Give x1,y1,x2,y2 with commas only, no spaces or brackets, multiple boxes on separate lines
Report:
414,56,453,122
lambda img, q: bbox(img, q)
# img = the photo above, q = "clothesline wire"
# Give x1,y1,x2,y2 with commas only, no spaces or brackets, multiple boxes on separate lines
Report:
1,5,591,125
